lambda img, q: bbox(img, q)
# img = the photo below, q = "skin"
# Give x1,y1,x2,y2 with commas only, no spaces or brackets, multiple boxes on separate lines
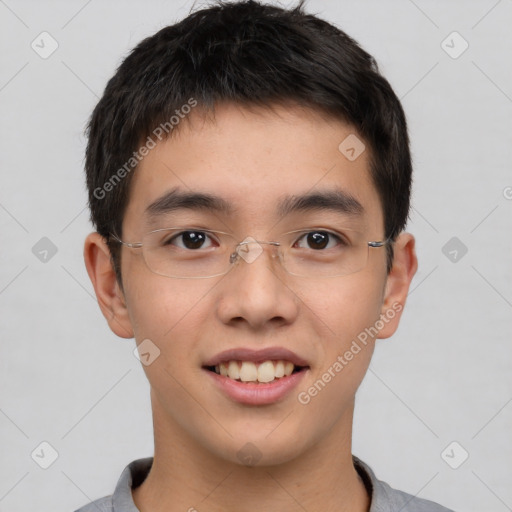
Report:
84,102,417,512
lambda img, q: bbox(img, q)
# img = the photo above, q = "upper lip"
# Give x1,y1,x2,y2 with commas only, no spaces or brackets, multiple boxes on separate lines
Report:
203,347,309,367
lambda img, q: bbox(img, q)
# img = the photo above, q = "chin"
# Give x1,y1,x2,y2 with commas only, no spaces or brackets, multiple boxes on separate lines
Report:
201,426,313,468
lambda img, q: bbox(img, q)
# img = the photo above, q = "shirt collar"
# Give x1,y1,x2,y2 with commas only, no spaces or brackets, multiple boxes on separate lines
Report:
112,457,153,512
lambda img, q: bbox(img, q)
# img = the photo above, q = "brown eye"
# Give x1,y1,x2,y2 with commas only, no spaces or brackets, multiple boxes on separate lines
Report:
168,231,213,250
307,232,329,250
296,231,341,250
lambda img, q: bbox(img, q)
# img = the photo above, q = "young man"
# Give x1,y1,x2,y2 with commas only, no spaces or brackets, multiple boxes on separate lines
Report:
78,1,453,511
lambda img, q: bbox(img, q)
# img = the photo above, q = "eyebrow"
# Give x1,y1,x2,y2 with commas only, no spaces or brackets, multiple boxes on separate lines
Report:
145,187,234,219
144,187,364,221
276,189,364,218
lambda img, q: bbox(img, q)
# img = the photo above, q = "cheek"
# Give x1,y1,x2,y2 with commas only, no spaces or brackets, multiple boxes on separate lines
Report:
123,268,211,353
326,276,384,378
124,274,213,410
294,274,383,417
296,272,384,342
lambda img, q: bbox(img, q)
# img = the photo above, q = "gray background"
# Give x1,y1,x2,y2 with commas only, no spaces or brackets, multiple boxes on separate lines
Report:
1,0,511,511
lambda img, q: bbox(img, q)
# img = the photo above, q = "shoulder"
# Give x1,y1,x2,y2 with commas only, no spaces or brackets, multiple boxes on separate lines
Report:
73,457,153,512
353,456,455,512
376,478,455,511
74,495,113,512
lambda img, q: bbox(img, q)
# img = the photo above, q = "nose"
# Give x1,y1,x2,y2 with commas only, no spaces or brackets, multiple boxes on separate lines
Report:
216,239,300,330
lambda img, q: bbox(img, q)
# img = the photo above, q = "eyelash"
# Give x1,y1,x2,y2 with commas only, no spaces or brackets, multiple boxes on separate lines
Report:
294,230,346,250
164,229,347,250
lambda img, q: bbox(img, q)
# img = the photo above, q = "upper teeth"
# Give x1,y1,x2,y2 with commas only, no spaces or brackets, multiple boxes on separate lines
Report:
215,360,295,383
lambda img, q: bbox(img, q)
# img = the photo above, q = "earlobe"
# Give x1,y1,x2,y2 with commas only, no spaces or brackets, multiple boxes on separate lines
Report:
378,232,418,339
84,232,134,339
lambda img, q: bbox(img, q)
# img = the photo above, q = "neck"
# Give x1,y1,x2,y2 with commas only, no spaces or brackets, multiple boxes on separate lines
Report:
133,395,370,512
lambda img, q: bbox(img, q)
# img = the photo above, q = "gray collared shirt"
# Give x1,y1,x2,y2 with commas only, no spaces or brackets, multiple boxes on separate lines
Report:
74,456,455,512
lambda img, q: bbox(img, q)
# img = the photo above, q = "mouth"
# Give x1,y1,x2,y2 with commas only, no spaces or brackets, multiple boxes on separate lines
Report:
204,359,308,384
202,347,310,404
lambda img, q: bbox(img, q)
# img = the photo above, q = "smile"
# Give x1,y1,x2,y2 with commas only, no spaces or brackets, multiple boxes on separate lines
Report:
206,360,305,384
202,346,310,404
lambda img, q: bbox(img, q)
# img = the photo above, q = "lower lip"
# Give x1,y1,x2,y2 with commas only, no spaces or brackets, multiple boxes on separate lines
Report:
204,368,309,405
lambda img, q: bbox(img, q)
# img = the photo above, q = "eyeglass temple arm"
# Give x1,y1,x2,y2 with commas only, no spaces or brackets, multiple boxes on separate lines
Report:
368,239,390,248
109,233,143,249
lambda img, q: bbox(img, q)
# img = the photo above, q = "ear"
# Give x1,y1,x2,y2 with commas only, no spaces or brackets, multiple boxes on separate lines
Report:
84,232,134,339
378,232,418,339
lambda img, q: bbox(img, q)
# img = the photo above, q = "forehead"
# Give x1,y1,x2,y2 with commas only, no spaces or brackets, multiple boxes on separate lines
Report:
123,103,383,233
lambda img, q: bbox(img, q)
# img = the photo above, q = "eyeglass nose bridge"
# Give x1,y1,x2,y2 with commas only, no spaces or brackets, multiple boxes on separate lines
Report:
229,237,281,265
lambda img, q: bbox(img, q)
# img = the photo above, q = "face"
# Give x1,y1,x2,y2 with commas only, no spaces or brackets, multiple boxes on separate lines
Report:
85,102,416,466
